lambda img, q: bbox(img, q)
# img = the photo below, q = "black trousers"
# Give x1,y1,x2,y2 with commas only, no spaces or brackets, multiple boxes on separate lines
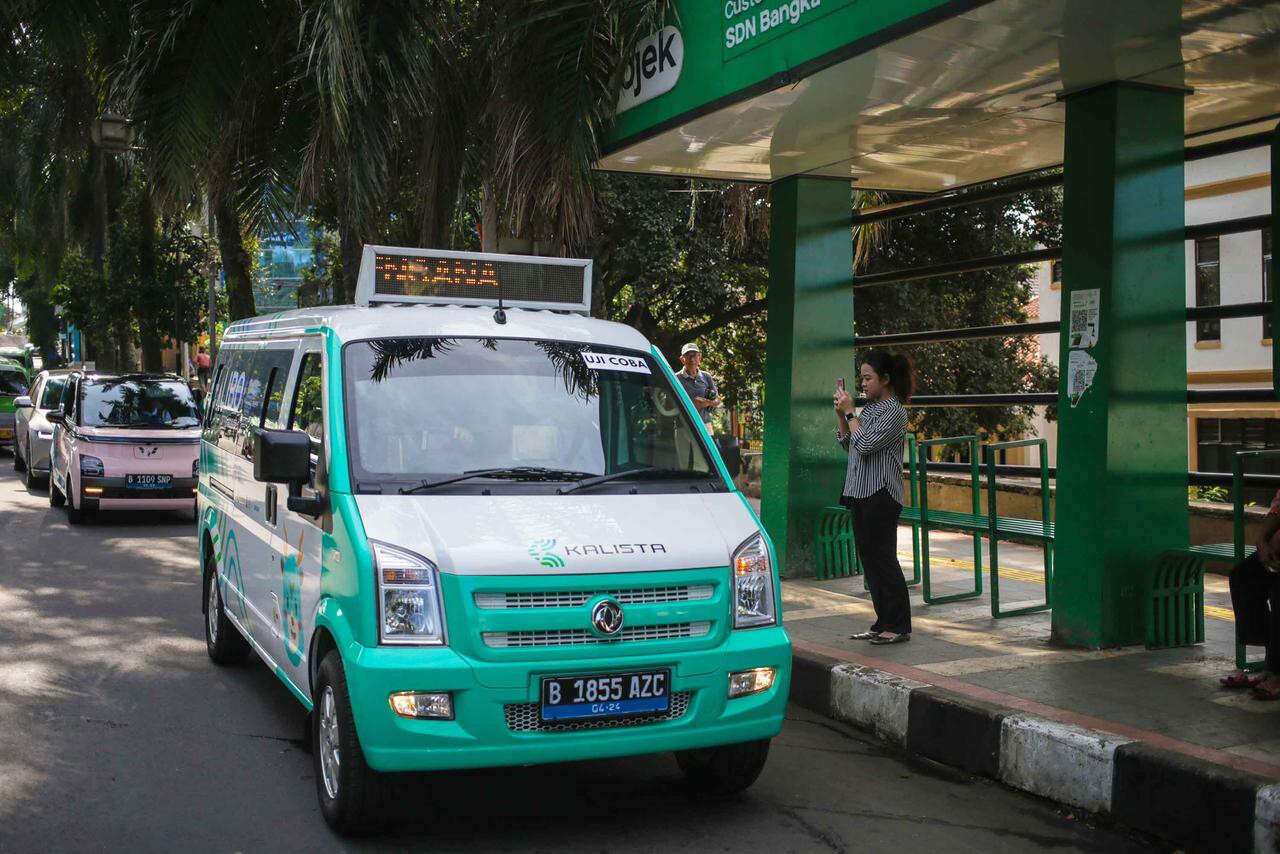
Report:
847,489,911,635
1230,553,1280,671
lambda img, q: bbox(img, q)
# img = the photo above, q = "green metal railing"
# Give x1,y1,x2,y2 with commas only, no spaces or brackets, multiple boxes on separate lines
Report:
984,438,1053,618
918,435,983,604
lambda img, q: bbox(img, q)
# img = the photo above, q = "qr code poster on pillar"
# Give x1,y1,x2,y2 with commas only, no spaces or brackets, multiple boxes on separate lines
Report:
1067,350,1097,407
1068,289,1100,349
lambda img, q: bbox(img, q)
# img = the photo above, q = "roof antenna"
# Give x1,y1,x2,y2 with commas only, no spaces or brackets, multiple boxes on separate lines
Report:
493,280,507,325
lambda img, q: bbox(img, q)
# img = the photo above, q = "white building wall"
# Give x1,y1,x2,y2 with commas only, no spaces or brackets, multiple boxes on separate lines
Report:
1027,146,1272,468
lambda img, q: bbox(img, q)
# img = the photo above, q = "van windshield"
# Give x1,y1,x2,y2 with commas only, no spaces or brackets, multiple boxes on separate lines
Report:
81,378,200,428
343,337,721,491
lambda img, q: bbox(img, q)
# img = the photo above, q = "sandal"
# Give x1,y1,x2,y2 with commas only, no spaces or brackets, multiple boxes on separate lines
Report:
849,631,883,640
869,633,911,645
1220,672,1265,690
1251,683,1280,702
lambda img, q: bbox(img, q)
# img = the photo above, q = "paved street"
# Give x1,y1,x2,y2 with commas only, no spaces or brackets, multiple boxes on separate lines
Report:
0,461,1157,852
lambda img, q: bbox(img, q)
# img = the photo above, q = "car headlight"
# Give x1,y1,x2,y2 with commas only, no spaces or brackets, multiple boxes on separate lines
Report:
732,532,777,628
192,458,200,478
79,454,104,477
373,541,446,645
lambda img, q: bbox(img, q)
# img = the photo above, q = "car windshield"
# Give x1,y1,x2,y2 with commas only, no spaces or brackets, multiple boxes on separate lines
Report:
0,368,28,396
343,337,719,490
81,378,200,428
39,376,68,408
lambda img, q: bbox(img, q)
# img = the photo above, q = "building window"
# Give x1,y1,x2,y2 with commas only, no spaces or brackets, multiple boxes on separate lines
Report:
1265,228,1273,339
1050,260,1062,287
1197,417,1280,505
1195,237,1221,342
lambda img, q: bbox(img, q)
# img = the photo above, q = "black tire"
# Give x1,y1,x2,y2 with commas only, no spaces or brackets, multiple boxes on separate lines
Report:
66,488,84,525
314,650,387,835
675,739,771,795
204,554,251,665
49,475,65,507
12,439,24,472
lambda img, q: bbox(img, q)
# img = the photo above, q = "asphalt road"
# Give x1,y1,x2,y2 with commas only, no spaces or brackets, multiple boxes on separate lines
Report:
0,459,1159,853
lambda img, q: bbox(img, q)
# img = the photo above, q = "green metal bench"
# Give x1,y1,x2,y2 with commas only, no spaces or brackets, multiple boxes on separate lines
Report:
1150,449,1272,662
917,435,984,604
984,439,1054,618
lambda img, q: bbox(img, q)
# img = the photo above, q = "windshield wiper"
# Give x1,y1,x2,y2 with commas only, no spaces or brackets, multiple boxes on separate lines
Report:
399,466,596,495
556,467,696,495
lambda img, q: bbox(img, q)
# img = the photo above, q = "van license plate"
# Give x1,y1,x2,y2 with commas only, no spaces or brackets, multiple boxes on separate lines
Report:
127,473,172,489
540,670,670,721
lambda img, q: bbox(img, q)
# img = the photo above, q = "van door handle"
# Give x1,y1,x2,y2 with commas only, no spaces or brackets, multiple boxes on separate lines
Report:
265,484,277,525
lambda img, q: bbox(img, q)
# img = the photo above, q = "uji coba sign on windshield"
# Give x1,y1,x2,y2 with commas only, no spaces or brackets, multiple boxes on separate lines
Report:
723,0,853,57
617,26,683,113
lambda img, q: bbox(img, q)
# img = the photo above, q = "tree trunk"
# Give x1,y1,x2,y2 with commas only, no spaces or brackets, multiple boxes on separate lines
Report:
334,218,361,304
141,335,164,372
213,195,256,321
481,181,499,252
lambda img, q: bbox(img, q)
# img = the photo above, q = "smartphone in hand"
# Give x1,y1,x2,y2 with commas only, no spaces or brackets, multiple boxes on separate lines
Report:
836,378,846,392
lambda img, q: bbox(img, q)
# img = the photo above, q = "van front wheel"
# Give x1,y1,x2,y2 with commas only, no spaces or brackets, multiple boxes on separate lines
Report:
314,651,386,835
205,559,250,665
675,739,771,795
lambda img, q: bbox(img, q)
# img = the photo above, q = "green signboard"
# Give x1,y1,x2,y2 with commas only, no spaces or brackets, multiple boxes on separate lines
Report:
607,0,977,151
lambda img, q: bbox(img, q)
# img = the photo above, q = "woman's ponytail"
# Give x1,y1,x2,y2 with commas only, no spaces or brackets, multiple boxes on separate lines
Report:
892,353,914,403
863,349,914,402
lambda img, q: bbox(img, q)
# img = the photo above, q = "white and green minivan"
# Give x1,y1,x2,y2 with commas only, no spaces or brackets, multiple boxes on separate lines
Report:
197,246,790,832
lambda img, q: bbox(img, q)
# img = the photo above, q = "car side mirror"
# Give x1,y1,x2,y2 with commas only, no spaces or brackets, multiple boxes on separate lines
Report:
253,429,311,484
46,411,65,425
13,396,31,408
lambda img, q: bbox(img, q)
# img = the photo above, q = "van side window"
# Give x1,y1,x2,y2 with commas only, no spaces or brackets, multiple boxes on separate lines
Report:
258,350,296,429
290,353,324,443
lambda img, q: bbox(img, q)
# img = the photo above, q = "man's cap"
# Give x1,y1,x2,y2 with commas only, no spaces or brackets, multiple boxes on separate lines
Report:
680,342,701,356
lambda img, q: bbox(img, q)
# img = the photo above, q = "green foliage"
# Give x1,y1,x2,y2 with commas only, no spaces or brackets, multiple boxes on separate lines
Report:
1189,485,1229,503
854,185,1062,442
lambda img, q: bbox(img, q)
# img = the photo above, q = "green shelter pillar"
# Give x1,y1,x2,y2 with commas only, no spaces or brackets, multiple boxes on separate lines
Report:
761,177,853,577
1051,82,1189,648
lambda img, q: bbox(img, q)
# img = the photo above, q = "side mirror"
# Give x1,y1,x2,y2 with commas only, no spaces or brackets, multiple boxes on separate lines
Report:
253,429,311,484
46,411,65,425
715,434,742,479
13,396,31,408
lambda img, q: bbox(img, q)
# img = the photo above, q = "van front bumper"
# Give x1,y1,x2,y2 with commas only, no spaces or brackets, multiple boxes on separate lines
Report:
343,626,791,773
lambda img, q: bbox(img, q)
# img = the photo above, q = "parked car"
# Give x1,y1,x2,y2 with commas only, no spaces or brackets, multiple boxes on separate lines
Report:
48,372,202,523
12,369,75,487
0,361,31,452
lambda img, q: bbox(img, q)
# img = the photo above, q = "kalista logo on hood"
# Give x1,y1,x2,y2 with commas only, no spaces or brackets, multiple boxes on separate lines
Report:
527,539,669,566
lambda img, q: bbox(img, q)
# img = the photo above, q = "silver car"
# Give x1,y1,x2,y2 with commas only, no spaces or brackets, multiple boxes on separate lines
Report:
13,369,74,488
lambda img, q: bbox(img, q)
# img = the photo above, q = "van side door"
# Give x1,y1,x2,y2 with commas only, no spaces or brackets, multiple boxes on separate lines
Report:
236,345,300,666
272,342,326,689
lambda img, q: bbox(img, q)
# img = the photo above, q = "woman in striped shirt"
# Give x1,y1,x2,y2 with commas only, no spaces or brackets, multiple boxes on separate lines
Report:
833,350,913,645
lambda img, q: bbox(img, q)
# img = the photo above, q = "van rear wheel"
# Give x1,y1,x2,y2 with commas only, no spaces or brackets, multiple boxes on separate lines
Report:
66,489,84,525
675,739,771,795
205,557,250,665
314,650,387,835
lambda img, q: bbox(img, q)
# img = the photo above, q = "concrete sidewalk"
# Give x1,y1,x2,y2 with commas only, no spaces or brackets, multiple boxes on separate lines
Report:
782,527,1280,852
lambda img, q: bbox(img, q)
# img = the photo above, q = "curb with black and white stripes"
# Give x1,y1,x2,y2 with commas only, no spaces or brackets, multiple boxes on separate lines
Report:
790,650,1280,853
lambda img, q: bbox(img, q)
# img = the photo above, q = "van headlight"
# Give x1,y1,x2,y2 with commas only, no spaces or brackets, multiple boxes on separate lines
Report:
373,541,446,645
731,532,777,628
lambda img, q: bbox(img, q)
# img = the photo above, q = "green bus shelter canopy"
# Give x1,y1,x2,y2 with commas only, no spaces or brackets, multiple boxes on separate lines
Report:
600,0,1280,191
